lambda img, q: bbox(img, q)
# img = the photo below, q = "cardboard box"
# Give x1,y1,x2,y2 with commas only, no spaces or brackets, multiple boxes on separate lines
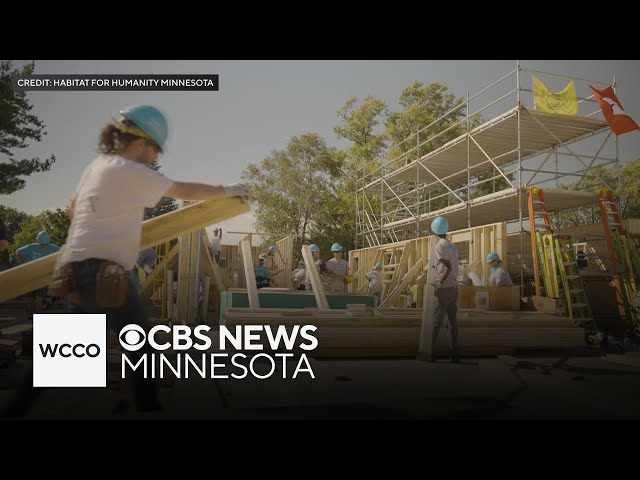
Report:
530,295,567,316
458,285,521,311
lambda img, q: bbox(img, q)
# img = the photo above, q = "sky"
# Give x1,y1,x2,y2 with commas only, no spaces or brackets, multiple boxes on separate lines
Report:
2,60,639,246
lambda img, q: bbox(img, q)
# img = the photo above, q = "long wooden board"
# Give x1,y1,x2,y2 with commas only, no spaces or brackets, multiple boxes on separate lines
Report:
0,196,249,303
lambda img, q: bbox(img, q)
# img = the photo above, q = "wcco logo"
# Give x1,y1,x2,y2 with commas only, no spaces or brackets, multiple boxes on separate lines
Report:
33,314,106,387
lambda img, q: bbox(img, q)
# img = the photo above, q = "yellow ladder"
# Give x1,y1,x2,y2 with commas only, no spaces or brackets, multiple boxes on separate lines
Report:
554,234,595,327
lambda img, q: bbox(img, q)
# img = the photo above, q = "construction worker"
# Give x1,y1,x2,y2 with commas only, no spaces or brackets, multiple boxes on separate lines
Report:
486,252,513,286
326,243,349,293
16,231,61,316
410,283,418,308
265,245,282,286
366,261,384,306
133,247,159,289
3,104,250,418
210,228,222,264
255,253,270,289
428,216,460,363
291,259,306,290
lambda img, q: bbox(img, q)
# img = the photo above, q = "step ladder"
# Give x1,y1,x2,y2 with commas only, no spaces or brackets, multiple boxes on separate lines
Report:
597,189,639,335
554,234,595,328
527,187,554,297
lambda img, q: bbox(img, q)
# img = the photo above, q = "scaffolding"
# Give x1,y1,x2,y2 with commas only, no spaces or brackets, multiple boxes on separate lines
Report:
355,63,620,282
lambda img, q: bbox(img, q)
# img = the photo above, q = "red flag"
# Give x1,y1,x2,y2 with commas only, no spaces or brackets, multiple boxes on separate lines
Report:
590,85,640,136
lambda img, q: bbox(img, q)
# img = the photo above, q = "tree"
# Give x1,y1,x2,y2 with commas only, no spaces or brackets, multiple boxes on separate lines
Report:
0,205,32,267
0,60,56,194
385,81,467,165
333,96,388,250
7,208,70,261
241,133,343,253
143,160,178,220
558,159,640,228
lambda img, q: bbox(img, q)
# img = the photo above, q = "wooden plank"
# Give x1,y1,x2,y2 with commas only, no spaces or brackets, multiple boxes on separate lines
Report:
199,231,226,293
176,230,195,325
379,256,423,308
200,276,211,324
301,244,329,310
0,196,249,303
387,244,413,301
166,269,174,320
140,243,179,298
188,230,202,324
240,237,260,309
418,235,437,357
274,235,294,289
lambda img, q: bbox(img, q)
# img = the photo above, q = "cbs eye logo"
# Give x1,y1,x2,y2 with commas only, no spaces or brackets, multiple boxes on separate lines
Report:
119,324,146,351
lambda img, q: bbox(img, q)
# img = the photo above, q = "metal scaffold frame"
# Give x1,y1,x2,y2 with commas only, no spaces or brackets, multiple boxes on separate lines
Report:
355,63,620,254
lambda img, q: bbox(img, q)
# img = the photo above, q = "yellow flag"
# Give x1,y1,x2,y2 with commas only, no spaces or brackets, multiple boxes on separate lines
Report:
533,75,578,115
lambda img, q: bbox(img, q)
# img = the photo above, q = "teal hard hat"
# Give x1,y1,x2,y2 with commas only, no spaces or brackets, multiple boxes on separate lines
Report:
431,216,449,235
309,244,320,253
487,252,500,263
298,259,305,265
375,261,383,269
36,231,50,244
268,245,276,254
331,243,343,252
119,105,168,153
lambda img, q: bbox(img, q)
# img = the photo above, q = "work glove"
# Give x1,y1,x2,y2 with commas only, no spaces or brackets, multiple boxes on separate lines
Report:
223,183,251,201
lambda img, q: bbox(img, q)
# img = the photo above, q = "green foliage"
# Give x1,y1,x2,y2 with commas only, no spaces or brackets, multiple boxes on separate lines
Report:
241,133,344,254
7,208,70,259
385,81,467,166
0,60,56,194
0,205,32,266
144,161,178,220
558,158,640,227
332,96,389,251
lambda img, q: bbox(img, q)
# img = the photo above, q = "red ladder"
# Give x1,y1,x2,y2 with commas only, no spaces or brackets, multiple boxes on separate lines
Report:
528,187,553,297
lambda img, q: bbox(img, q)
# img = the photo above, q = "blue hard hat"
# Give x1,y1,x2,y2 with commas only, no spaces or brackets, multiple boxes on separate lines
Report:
268,245,276,254
36,231,50,244
431,216,449,235
331,243,343,252
309,244,320,253
298,259,305,265
487,252,500,263
119,105,168,153
375,262,383,269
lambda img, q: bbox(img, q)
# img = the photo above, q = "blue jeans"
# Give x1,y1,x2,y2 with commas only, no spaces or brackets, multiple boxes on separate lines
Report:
69,259,158,411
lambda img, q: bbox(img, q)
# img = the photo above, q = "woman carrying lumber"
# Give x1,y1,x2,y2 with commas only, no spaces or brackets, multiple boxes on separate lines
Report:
3,104,250,418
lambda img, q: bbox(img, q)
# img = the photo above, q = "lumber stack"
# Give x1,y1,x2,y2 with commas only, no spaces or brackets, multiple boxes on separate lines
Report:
222,307,586,357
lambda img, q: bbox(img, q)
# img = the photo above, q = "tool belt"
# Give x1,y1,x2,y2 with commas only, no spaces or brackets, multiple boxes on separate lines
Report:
96,261,129,308
50,259,130,308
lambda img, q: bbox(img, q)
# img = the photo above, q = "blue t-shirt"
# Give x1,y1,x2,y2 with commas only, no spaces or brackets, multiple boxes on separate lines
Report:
16,243,60,263
255,264,269,279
